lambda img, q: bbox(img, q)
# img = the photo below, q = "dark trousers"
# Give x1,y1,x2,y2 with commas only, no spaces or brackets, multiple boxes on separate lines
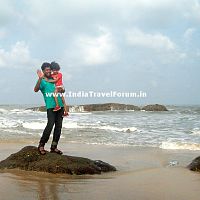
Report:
39,107,64,148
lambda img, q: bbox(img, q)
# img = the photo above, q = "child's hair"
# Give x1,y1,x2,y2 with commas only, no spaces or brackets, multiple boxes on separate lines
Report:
41,62,51,71
51,61,60,71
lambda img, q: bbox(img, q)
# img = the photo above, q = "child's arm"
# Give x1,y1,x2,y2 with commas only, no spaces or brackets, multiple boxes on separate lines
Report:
45,77,59,83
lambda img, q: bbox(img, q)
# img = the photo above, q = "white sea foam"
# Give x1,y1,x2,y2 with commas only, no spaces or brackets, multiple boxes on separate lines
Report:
0,108,8,114
22,121,80,130
97,126,138,132
122,127,138,132
84,142,131,146
10,109,24,112
62,121,138,132
191,128,200,135
0,119,19,128
160,141,200,151
23,122,46,130
10,109,45,116
62,122,78,129
68,141,131,147
70,112,92,115
2,129,29,134
10,109,33,114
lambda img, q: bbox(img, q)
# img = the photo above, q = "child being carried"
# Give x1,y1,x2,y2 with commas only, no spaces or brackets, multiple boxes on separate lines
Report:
45,61,69,116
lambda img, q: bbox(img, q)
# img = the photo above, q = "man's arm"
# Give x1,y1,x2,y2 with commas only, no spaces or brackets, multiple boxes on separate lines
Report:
34,78,42,92
34,70,43,92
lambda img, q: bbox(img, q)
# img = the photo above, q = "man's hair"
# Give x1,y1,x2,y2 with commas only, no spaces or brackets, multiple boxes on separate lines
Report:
51,61,60,71
41,62,51,71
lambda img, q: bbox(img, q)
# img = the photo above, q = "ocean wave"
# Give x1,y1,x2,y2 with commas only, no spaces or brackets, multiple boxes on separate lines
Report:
97,126,138,132
160,141,200,150
62,121,138,132
22,122,46,129
0,119,20,128
10,109,35,114
70,112,92,115
10,109,25,112
9,120,137,132
10,109,46,117
1,129,30,135
62,122,78,129
84,142,131,146
69,123,138,132
71,123,137,133
0,108,8,114
191,128,200,135
67,141,131,147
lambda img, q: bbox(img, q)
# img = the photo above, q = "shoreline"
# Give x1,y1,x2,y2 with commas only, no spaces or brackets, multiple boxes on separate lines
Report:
1,142,200,168
1,142,200,199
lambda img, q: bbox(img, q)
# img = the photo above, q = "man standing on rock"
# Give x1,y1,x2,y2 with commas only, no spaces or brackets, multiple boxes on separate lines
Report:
34,62,64,155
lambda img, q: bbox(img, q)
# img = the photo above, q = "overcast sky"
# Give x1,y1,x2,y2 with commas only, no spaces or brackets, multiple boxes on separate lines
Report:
0,0,200,106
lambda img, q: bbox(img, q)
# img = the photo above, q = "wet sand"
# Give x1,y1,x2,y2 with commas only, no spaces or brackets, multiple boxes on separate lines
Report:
1,142,200,200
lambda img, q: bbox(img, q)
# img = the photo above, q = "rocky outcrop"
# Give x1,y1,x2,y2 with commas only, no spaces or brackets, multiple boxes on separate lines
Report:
28,106,46,112
0,146,116,175
81,103,141,112
27,103,168,112
142,104,168,111
188,156,200,172
27,103,141,112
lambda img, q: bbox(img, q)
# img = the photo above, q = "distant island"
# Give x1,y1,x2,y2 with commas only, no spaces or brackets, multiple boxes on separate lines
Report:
27,103,168,112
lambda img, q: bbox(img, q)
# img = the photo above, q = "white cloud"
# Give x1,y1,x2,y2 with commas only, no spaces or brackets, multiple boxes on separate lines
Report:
184,0,200,21
61,71,72,81
0,28,7,39
126,28,175,51
0,41,37,69
151,80,158,88
65,27,119,67
0,0,17,25
125,27,187,66
183,28,196,40
196,50,200,57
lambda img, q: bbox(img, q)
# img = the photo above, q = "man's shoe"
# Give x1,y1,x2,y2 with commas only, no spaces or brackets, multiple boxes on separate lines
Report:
38,146,46,155
50,148,63,155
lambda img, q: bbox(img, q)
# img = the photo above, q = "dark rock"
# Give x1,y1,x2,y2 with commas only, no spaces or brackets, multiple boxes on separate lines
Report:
142,104,168,111
27,103,169,112
27,103,141,112
0,146,116,175
26,106,46,112
94,160,116,172
81,103,140,111
188,156,200,172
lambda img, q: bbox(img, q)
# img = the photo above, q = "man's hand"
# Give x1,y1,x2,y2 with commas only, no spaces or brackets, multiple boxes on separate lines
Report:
34,70,43,92
37,70,44,79
63,112,69,117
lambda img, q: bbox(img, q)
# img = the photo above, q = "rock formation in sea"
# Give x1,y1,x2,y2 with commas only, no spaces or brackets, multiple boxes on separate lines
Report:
142,104,168,111
80,103,141,112
27,103,168,112
0,146,116,175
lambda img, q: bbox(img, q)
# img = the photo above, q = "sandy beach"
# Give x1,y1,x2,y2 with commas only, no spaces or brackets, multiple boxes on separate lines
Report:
1,0,200,199
1,142,200,200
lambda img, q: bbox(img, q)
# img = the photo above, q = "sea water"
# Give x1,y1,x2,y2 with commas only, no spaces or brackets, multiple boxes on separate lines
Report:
0,105,200,150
